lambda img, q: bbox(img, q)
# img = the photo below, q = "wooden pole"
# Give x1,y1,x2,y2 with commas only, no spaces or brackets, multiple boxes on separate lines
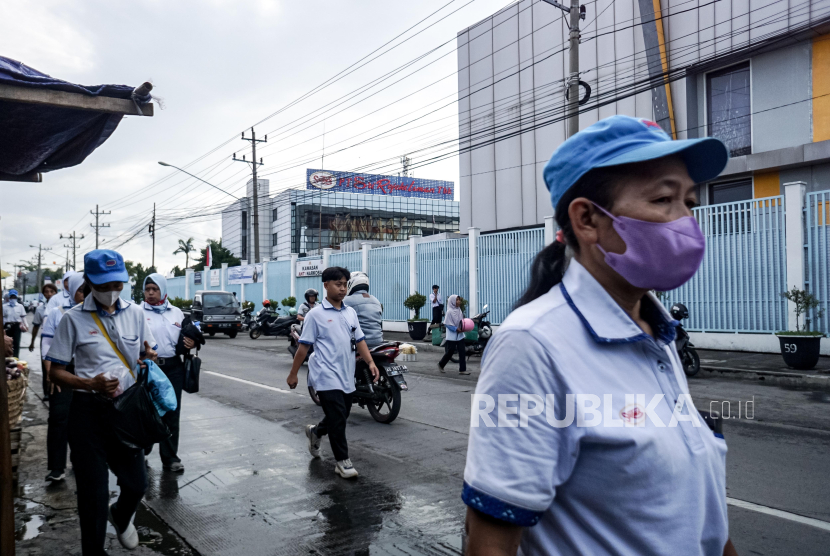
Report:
0,308,15,555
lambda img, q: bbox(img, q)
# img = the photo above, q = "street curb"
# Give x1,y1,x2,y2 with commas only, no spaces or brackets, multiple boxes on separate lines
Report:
702,365,830,391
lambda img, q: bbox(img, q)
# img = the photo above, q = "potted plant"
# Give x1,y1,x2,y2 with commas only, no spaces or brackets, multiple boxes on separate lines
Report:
776,287,825,370
404,292,428,341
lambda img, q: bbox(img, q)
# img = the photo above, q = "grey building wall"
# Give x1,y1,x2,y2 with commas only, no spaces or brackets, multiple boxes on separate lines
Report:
752,43,813,153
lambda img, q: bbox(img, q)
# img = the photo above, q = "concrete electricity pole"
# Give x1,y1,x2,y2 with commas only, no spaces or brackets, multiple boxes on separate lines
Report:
29,244,52,292
59,231,84,270
543,0,586,137
90,204,111,248
233,128,267,263
149,203,156,269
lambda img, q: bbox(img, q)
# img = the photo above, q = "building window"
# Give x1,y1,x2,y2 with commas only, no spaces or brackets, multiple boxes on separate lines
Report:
272,233,278,247
710,179,752,205
707,62,751,157
272,207,278,222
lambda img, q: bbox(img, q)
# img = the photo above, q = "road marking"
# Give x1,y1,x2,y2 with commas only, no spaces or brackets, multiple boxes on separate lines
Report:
204,370,303,397
727,497,830,532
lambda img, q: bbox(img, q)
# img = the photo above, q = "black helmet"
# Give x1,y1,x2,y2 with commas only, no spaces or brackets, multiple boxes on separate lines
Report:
304,288,319,303
670,303,689,321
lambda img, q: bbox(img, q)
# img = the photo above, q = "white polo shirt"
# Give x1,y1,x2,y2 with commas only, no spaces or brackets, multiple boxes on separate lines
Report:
2,302,26,324
142,302,185,359
463,259,728,556
46,296,157,393
299,297,365,393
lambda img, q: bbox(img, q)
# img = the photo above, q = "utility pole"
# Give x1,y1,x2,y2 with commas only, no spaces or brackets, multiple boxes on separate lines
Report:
233,128,266,263
149,203,156,269
29,244,52,292
59,231,84,270
543,0,586,137
401,155,412,177
90,204,111,248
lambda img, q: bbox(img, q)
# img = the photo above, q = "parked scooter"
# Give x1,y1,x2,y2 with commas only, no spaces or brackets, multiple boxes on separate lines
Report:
287,326,313,362
241,307,254,331
249,304,298,340
671,303,700,377
308,342,408,424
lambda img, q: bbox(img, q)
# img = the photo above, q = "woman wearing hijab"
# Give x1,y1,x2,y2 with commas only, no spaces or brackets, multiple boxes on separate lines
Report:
41,272,87,483
438,295,469,375
142,272,194,472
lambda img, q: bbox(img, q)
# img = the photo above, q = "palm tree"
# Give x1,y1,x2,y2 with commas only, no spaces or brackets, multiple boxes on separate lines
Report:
173,237,195,268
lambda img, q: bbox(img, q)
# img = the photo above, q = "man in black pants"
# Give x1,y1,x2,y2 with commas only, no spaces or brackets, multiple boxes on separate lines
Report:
429,285,443,326
286,267,379,479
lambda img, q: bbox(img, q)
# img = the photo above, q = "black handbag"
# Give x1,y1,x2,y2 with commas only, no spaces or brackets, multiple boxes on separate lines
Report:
105,365,170,450
184,350,201,394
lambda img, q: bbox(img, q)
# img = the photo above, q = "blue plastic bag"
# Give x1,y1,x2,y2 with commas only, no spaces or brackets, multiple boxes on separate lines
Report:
143,360,178,417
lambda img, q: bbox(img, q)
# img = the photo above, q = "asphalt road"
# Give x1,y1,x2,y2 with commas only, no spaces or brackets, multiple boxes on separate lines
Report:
128,332,830,555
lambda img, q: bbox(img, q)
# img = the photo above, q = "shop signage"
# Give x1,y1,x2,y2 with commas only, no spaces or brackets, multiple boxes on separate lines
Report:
228,263,263,284
210,269,221,287
297,259,323,277
306,168,453,200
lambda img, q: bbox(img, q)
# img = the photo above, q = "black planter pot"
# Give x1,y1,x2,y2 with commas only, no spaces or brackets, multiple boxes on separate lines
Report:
408,321,428,341
778,335,822,370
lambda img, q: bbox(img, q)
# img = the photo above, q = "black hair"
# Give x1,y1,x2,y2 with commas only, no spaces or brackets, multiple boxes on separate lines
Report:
516,167,620,308
322,266,350,283
42,283,57,294
432,285,439,289
82,274,92,297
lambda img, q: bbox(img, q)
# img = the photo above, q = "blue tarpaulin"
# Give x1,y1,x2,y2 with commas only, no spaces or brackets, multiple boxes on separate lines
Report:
0,56,151,177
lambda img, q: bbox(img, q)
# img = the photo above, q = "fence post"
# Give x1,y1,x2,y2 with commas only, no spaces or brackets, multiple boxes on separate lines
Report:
262,262,268,303
408,235,421,319
322,248,332,270
185,268,193,299
361,243,370,274
544,216,556,246
468,227,480,317
784,181,807,331
220,263,228,291
290,254,298,297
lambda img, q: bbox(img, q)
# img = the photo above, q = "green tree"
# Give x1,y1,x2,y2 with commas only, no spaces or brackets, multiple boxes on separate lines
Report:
124,261,157,303
170,265,186,277
192,239,240,271
173,237,196,268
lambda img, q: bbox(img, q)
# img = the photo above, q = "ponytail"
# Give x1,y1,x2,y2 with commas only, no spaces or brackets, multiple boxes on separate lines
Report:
515,167,621,308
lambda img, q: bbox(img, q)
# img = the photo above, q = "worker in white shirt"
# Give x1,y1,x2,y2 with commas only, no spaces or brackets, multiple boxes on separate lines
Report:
29,282,59,399
46,271,75,313
3,289,28,357
141,273,194,472
429,285,443,326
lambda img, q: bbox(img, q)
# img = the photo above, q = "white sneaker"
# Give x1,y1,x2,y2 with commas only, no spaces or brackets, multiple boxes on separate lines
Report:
305,425,321,458
335,459,358,479
108,504,139,550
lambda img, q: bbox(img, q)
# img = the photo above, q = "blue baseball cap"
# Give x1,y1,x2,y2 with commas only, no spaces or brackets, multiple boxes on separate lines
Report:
543,115,729,210
8,289,18,297
83,249,129,284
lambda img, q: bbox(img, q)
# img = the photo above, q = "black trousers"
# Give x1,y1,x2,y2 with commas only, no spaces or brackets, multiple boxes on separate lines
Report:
68,393,147,556
314,390,353,461
431,306,443,324
47,386,72,471
439,340,467,373
145,358,184,465
7,322,21,358
41,354,50,399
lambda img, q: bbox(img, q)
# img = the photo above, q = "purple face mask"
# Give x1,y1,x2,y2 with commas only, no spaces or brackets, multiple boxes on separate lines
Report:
592,203,705,291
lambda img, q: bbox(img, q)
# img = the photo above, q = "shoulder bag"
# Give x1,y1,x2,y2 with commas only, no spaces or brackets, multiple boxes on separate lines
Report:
183,349,201,394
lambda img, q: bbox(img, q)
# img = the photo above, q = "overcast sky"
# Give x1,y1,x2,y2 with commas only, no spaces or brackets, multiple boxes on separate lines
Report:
1,0,512,285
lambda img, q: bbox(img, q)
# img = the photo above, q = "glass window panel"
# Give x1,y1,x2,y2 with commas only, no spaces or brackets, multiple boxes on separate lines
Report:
707,62,751,157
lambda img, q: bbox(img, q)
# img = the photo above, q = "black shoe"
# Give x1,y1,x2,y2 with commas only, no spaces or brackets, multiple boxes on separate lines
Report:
163,461,185,472
45,470,65,483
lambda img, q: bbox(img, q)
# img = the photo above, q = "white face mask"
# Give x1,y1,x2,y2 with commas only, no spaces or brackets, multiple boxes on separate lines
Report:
92,289,120,307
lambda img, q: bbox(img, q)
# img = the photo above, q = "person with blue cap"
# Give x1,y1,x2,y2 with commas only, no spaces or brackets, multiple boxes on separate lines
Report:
40,271,87,484
141,272,195,473
45,249,159,555
3,288,28,357
462,116,738,556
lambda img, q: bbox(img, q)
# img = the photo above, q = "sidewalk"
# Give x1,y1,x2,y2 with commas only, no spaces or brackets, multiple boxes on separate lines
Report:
384,332,830,390
14,377,197,556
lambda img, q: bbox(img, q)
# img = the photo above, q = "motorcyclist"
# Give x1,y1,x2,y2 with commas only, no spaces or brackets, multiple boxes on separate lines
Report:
342,272,383,348
292,288,319,336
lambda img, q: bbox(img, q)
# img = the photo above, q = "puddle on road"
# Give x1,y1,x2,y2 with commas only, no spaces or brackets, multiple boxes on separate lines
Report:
15,514,44,541
107,490,196,556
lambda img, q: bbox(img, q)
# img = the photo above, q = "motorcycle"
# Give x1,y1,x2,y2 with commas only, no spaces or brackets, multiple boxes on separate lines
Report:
308,342,408,424
240,307,254,331
287,325,313,363
670,303,700,377
249,306,298,340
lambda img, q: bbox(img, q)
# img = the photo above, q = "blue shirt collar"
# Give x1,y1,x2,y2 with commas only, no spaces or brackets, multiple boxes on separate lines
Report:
82,295,130,317
321,297,344,311
560,259,677,346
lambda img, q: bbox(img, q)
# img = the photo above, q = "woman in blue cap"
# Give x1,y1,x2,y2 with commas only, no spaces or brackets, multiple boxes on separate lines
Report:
142,272,195,472
2,288,27,357
462,116,738,556
45,249,158,555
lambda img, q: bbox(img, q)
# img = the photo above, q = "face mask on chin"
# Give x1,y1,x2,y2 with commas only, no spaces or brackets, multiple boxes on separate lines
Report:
92,289,121,307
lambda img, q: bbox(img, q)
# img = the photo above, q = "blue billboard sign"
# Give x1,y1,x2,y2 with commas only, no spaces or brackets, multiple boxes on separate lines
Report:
306,169,453,200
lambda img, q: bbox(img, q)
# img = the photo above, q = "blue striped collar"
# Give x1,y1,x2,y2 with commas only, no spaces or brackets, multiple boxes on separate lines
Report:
321,297,344,311
560,259,676,346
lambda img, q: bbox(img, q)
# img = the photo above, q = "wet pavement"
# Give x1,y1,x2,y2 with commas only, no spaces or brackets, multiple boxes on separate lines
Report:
12,327,830,555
